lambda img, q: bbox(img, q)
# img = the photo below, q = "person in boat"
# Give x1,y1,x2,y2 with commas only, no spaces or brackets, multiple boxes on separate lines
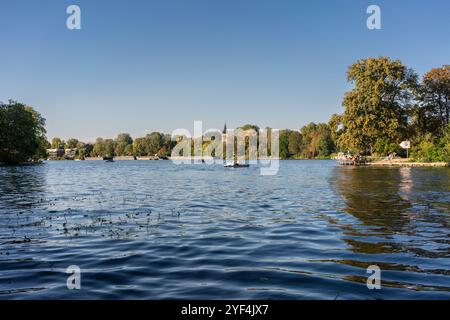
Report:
224,160,249,168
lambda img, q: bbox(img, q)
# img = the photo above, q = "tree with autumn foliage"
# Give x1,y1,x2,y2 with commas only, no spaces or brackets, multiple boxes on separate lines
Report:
337,57,418,155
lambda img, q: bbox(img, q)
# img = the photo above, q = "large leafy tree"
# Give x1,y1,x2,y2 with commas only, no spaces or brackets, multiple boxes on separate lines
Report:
51,137,64,149
415,65,450,138
315,124,335,157
102,139,115,157
93,138,115,157
76,141,93,159
278,130,292,159
114,133,133,156
65,138,79,149
338,57,417,154
288,131,302,156
145,132,163,156
133,137,148,156
300,123,335,158
93,138,104,156
0,101,47,164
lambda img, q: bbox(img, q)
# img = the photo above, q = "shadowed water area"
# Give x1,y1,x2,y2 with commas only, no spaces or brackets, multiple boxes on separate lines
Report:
0,160,449,299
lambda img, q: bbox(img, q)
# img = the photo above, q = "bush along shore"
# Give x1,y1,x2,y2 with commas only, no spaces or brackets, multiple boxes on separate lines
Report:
1,58,449,166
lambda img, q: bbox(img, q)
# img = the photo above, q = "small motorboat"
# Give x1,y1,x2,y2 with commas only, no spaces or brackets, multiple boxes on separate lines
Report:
103,156,114,162
224,162,249,168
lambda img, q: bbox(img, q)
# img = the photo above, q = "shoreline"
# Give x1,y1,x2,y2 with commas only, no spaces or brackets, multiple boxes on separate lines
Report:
368,161,449,167
3,159,449,168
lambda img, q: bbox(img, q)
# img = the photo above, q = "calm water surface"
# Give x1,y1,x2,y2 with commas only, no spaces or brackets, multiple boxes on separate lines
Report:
0,160,449,299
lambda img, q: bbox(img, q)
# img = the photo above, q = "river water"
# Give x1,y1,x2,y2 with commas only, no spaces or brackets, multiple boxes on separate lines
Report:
0,160,449,299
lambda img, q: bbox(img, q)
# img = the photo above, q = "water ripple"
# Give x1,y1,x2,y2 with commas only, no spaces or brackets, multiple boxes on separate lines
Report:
0,161,449,299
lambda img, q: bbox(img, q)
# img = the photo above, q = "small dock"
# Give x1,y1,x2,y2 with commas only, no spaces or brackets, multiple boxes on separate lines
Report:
369,160,449,167
335,154,449,167
338,159,362,166
336,153,367,166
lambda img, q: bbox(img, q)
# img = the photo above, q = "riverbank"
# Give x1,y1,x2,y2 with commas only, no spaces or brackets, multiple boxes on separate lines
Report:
0,160,43,166
81,156,164,161
369,159,449,167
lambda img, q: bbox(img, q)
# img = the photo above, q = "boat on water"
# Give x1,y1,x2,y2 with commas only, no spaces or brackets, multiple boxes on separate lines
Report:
103,156,114,162
224,162,249,168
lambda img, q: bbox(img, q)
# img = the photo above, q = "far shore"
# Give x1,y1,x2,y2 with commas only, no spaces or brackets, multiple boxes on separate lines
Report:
3,157,449,168
83,156,328,161
38,157,450,167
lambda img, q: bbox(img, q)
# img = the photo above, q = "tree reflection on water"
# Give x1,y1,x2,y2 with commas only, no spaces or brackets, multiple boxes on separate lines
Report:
330,165,450,267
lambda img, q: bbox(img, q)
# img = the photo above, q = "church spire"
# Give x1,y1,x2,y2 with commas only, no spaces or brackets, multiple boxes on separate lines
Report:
223,121,227,134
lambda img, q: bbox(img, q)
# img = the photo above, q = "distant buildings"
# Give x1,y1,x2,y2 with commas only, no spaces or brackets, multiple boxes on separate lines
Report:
64,148,77,159
46,148,77,159
46,148,64,158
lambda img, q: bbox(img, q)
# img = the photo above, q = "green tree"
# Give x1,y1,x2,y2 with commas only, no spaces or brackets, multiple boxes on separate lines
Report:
93,138,104,156
65,138,79,149
415,65,450,137
0,101,47,164
103,139,115,157
114,133,133,156
315,123,335,157
279,130,292,159
133,137,148,156
299,123,335,158
93,138,114,157
288,131,302,156
338,57,417,155
51,137,64,149
73,141,92,159
124,144,134,156
84,143,94,157
441,124,450,162
146,132,163,156
301,123,321,158
239,124,260,132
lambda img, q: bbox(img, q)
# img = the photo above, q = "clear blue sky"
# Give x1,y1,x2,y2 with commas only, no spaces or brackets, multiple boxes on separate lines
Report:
0,0,449,141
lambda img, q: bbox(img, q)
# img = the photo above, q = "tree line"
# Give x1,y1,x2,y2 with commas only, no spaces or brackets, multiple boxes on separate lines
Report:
49,133,176,159
1,57,448,164
47,122,336,160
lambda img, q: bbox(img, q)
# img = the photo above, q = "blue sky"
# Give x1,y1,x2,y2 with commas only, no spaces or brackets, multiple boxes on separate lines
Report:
0,0,449,141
